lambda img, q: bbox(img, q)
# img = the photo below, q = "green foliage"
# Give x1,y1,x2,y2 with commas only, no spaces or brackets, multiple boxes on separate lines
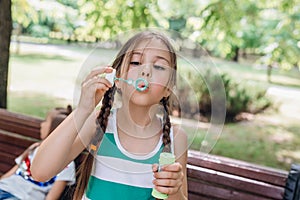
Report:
258,0,300,70
76,0,159,41
10,0,300,72
28,24,51,37
178,69,272,122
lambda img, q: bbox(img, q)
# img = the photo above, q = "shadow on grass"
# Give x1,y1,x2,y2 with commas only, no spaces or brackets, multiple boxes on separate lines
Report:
11,53,75,63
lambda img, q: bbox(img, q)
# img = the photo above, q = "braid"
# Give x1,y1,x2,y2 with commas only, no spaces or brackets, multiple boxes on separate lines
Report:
161,97,172,153
89,86,116,154
73,86,116,200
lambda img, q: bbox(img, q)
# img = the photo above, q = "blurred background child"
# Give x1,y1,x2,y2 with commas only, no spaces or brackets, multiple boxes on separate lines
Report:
0,105,76,200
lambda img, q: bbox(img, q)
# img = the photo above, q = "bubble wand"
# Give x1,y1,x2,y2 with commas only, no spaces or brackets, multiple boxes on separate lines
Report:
105,69,149,92
152,152,176,199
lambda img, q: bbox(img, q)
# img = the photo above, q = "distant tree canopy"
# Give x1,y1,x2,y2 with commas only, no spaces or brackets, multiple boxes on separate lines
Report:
1,0,298,109
9,0,300,70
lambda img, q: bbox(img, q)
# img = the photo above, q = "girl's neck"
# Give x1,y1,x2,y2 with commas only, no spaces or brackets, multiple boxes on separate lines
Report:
117,103,162,138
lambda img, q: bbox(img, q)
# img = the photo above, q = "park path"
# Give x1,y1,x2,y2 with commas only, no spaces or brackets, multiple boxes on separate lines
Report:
266,85,300,121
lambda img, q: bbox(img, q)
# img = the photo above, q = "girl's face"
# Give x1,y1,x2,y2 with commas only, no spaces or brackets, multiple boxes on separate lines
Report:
40,115,51,140
118,38,173,107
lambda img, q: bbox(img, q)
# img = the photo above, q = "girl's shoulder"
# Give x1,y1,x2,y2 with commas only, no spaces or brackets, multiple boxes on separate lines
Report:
172,124,187,140
171,124,188,160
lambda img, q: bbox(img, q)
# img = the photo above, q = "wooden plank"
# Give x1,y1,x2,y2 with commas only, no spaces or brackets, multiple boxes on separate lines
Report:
0,108,42,139
0,130,37,147
187,178,273,200
188,150,288,187
187,164,284,199
0,108,42,126
0,121,40,139
0,162,12,175
188,192,216,200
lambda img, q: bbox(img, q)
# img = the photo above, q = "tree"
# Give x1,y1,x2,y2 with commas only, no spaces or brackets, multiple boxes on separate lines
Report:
0,0,13,108
193,0,262,61
75,0,159,41
258,0,300,82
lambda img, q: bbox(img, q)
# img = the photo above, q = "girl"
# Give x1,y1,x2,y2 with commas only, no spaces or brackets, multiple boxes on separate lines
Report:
0,106,75,200
31,31,188,200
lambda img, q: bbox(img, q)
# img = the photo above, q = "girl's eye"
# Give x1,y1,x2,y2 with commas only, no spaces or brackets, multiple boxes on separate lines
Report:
130,61,141,66
153,65,166,70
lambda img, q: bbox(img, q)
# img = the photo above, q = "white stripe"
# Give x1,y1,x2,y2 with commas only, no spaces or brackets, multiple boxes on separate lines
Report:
92,155,154,188
81,194,91,200
170,127,174,154
109,109,163,160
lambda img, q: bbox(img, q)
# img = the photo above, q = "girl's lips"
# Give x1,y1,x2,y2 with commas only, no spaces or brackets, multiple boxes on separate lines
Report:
138,82,145,88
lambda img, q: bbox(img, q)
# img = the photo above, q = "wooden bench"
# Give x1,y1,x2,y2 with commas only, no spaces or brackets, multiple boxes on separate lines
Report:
187,150,289,200
0,109,42,174
0,108,298,200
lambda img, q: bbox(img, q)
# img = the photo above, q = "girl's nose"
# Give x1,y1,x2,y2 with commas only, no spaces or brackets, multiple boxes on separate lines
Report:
140,64,152,77
141,71,150,77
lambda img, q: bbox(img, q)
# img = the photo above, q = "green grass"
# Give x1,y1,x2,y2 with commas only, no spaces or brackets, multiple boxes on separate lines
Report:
184,117,300,171
8,91,70,118
7,42,300,170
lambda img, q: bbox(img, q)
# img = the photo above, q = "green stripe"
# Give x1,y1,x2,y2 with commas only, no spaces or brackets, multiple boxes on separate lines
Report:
86,176,155,200
98,133,163,164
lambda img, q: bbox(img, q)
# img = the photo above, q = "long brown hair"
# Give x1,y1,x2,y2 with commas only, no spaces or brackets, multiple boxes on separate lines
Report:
74,30,177,199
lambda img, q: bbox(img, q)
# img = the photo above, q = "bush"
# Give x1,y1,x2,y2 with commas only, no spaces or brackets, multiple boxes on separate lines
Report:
176,69,272,122
28,24,51,38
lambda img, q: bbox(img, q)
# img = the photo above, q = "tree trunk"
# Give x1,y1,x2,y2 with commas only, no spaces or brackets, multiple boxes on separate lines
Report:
0,0,12,108
267,64,272,83
232,47,239,62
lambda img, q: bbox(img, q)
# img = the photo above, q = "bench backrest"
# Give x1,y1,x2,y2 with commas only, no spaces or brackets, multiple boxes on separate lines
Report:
0,109,42,174
187,150,288,200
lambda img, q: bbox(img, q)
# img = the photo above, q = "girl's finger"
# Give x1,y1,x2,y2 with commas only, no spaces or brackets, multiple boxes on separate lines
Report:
152,164,159,172
153,186,178,195
83,76,112,88
83,66,113,82
153,178,179,187
161,162,182,172
153,171,181,180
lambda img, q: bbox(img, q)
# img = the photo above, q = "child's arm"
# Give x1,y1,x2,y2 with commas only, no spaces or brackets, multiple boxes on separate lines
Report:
1,142,40,180
45,180,68,200
152,126,188,200
0,165,18,180
31,66,113,182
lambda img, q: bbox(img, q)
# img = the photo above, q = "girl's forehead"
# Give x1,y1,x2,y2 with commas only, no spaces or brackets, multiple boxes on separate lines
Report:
132,38,170,53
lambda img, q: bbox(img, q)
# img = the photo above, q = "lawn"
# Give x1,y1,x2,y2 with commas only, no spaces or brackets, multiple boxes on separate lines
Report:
7,42,300,170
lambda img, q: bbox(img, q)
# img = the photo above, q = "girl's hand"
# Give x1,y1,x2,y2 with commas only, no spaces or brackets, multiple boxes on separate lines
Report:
152,162,184,195
78,66,113,113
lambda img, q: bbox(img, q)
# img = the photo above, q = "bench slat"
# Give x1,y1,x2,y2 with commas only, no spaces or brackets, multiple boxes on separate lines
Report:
188,150,288,187
187,164,284,199
188,178,273,200
0,109,42,139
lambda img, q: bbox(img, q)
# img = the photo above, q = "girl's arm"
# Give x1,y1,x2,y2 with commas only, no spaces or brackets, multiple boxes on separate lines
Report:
31,66,113,182
31,108,97,181
152,125,188,200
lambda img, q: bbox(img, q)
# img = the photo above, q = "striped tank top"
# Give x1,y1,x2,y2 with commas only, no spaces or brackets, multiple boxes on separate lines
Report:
84,110,173,200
